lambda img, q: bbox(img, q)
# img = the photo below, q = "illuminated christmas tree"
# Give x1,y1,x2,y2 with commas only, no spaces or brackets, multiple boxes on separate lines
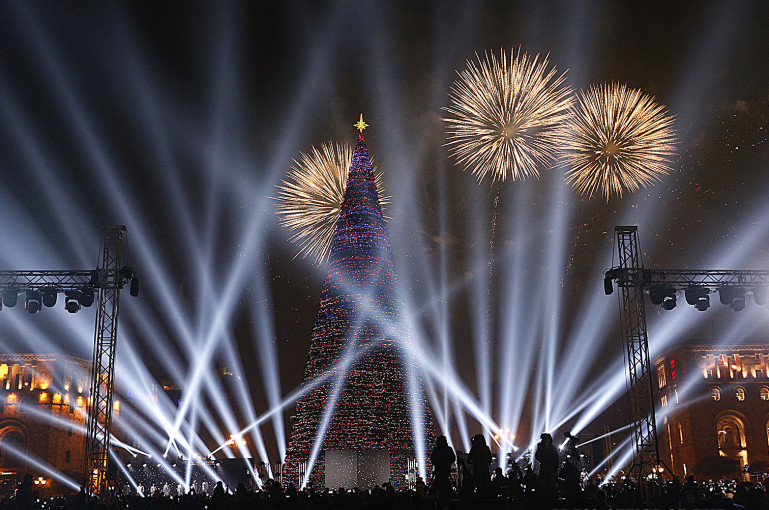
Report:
283,117,433,488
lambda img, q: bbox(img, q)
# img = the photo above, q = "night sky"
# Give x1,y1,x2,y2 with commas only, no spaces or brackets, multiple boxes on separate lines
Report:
1,1,768,460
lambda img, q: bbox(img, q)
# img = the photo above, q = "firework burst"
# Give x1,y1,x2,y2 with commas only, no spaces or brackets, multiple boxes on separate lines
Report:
276,142,389,265
443,48,573,183
562,83,677,200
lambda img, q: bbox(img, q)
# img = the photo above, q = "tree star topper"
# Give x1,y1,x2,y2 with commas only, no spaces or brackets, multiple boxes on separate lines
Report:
354,114,369,133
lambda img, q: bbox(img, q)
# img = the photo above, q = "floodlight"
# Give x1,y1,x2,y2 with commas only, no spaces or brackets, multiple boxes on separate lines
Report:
650,286,676,308
120,266,135,281
685,286,710,311
649,286,666,305
65,291,81,314
720,287,746,311
25,290,42,314
3,289,19,308
753,287,768,306
79,288,95,307
89,270,101,288
604,276,614,295
130,277,139,297
661,294,676,310
41,287,57,307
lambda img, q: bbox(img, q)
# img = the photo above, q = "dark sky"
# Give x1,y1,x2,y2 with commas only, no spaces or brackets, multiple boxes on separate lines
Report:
0,1,768,459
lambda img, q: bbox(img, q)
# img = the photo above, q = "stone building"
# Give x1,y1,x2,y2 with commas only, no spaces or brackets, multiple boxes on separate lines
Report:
0,353,116,495
655,342,769,479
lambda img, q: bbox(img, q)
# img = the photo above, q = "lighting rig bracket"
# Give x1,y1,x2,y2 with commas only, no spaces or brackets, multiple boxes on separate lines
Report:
604,226,769,501
0,226,139,498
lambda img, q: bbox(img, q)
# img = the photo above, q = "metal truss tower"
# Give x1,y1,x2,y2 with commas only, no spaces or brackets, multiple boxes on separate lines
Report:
612,226,659,491
84,225,127,497
605,226,769,497
0,226,136,498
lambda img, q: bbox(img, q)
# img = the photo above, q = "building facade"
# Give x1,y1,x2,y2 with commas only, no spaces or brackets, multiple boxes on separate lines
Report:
655,342,769,479
0,353,111,495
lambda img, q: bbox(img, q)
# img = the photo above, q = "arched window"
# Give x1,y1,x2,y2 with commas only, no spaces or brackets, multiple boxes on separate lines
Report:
711,387,721,401
736,387,746,401
760,387,769,401
0,429,26,467
717,415,747,449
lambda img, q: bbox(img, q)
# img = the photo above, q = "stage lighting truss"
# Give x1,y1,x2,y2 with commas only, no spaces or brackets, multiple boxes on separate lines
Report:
0,268,138,314
605,268,769,312
0,226,139,499
604,225,769,501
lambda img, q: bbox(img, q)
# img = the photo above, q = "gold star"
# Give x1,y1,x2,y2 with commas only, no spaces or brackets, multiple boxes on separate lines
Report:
354,113,369,133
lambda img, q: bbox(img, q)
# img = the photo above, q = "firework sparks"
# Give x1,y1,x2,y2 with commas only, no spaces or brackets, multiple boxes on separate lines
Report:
562,83,677,200
275,142,389,265
443,48,573,183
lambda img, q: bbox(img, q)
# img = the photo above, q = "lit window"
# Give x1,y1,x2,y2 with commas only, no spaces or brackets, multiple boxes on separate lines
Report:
718,415,746,448
661,395,668,407
736,387,746,401
679,423,684,445
711,387,721,401
760,387,769,401
675,389,679,404
658,366,667,389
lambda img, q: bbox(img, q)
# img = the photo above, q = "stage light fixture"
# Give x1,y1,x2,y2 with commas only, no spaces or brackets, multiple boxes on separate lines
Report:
89,270,101,288
752,287,768,306
25,290,42,314
649,286,676,309
120,266,135,281
64,291,81,314
41,287,57,307
3,289,19,308
649,286,666,305
720,287,746,311
130,277,139,297
684,286,710,311
603,276,614,295
79,288,95,307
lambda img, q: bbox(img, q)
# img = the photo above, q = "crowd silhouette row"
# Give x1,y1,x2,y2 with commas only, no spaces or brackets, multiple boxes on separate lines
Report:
5,434,769,509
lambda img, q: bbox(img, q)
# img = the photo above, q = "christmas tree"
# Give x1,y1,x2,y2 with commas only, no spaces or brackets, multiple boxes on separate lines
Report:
283,118,433,488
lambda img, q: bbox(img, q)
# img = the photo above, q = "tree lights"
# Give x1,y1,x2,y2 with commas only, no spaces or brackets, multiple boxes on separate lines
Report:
284,129,433,488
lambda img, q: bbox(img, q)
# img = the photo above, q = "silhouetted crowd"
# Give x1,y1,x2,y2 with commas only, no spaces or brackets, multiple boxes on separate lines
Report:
4,436,769,509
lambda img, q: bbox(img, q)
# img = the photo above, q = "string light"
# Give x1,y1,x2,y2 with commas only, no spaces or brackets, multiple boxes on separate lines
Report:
284,132,433,488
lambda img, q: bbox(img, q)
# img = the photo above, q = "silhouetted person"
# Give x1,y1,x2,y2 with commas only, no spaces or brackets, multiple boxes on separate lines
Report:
535,433,559,499
489,467,509,496
15,474,34,510
523,466,538,494
563,431,580,465
507,463,523,496
467,434,491,497
212,481,225,505
430,435,456,500
559,459,582,499
457,456,474,497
